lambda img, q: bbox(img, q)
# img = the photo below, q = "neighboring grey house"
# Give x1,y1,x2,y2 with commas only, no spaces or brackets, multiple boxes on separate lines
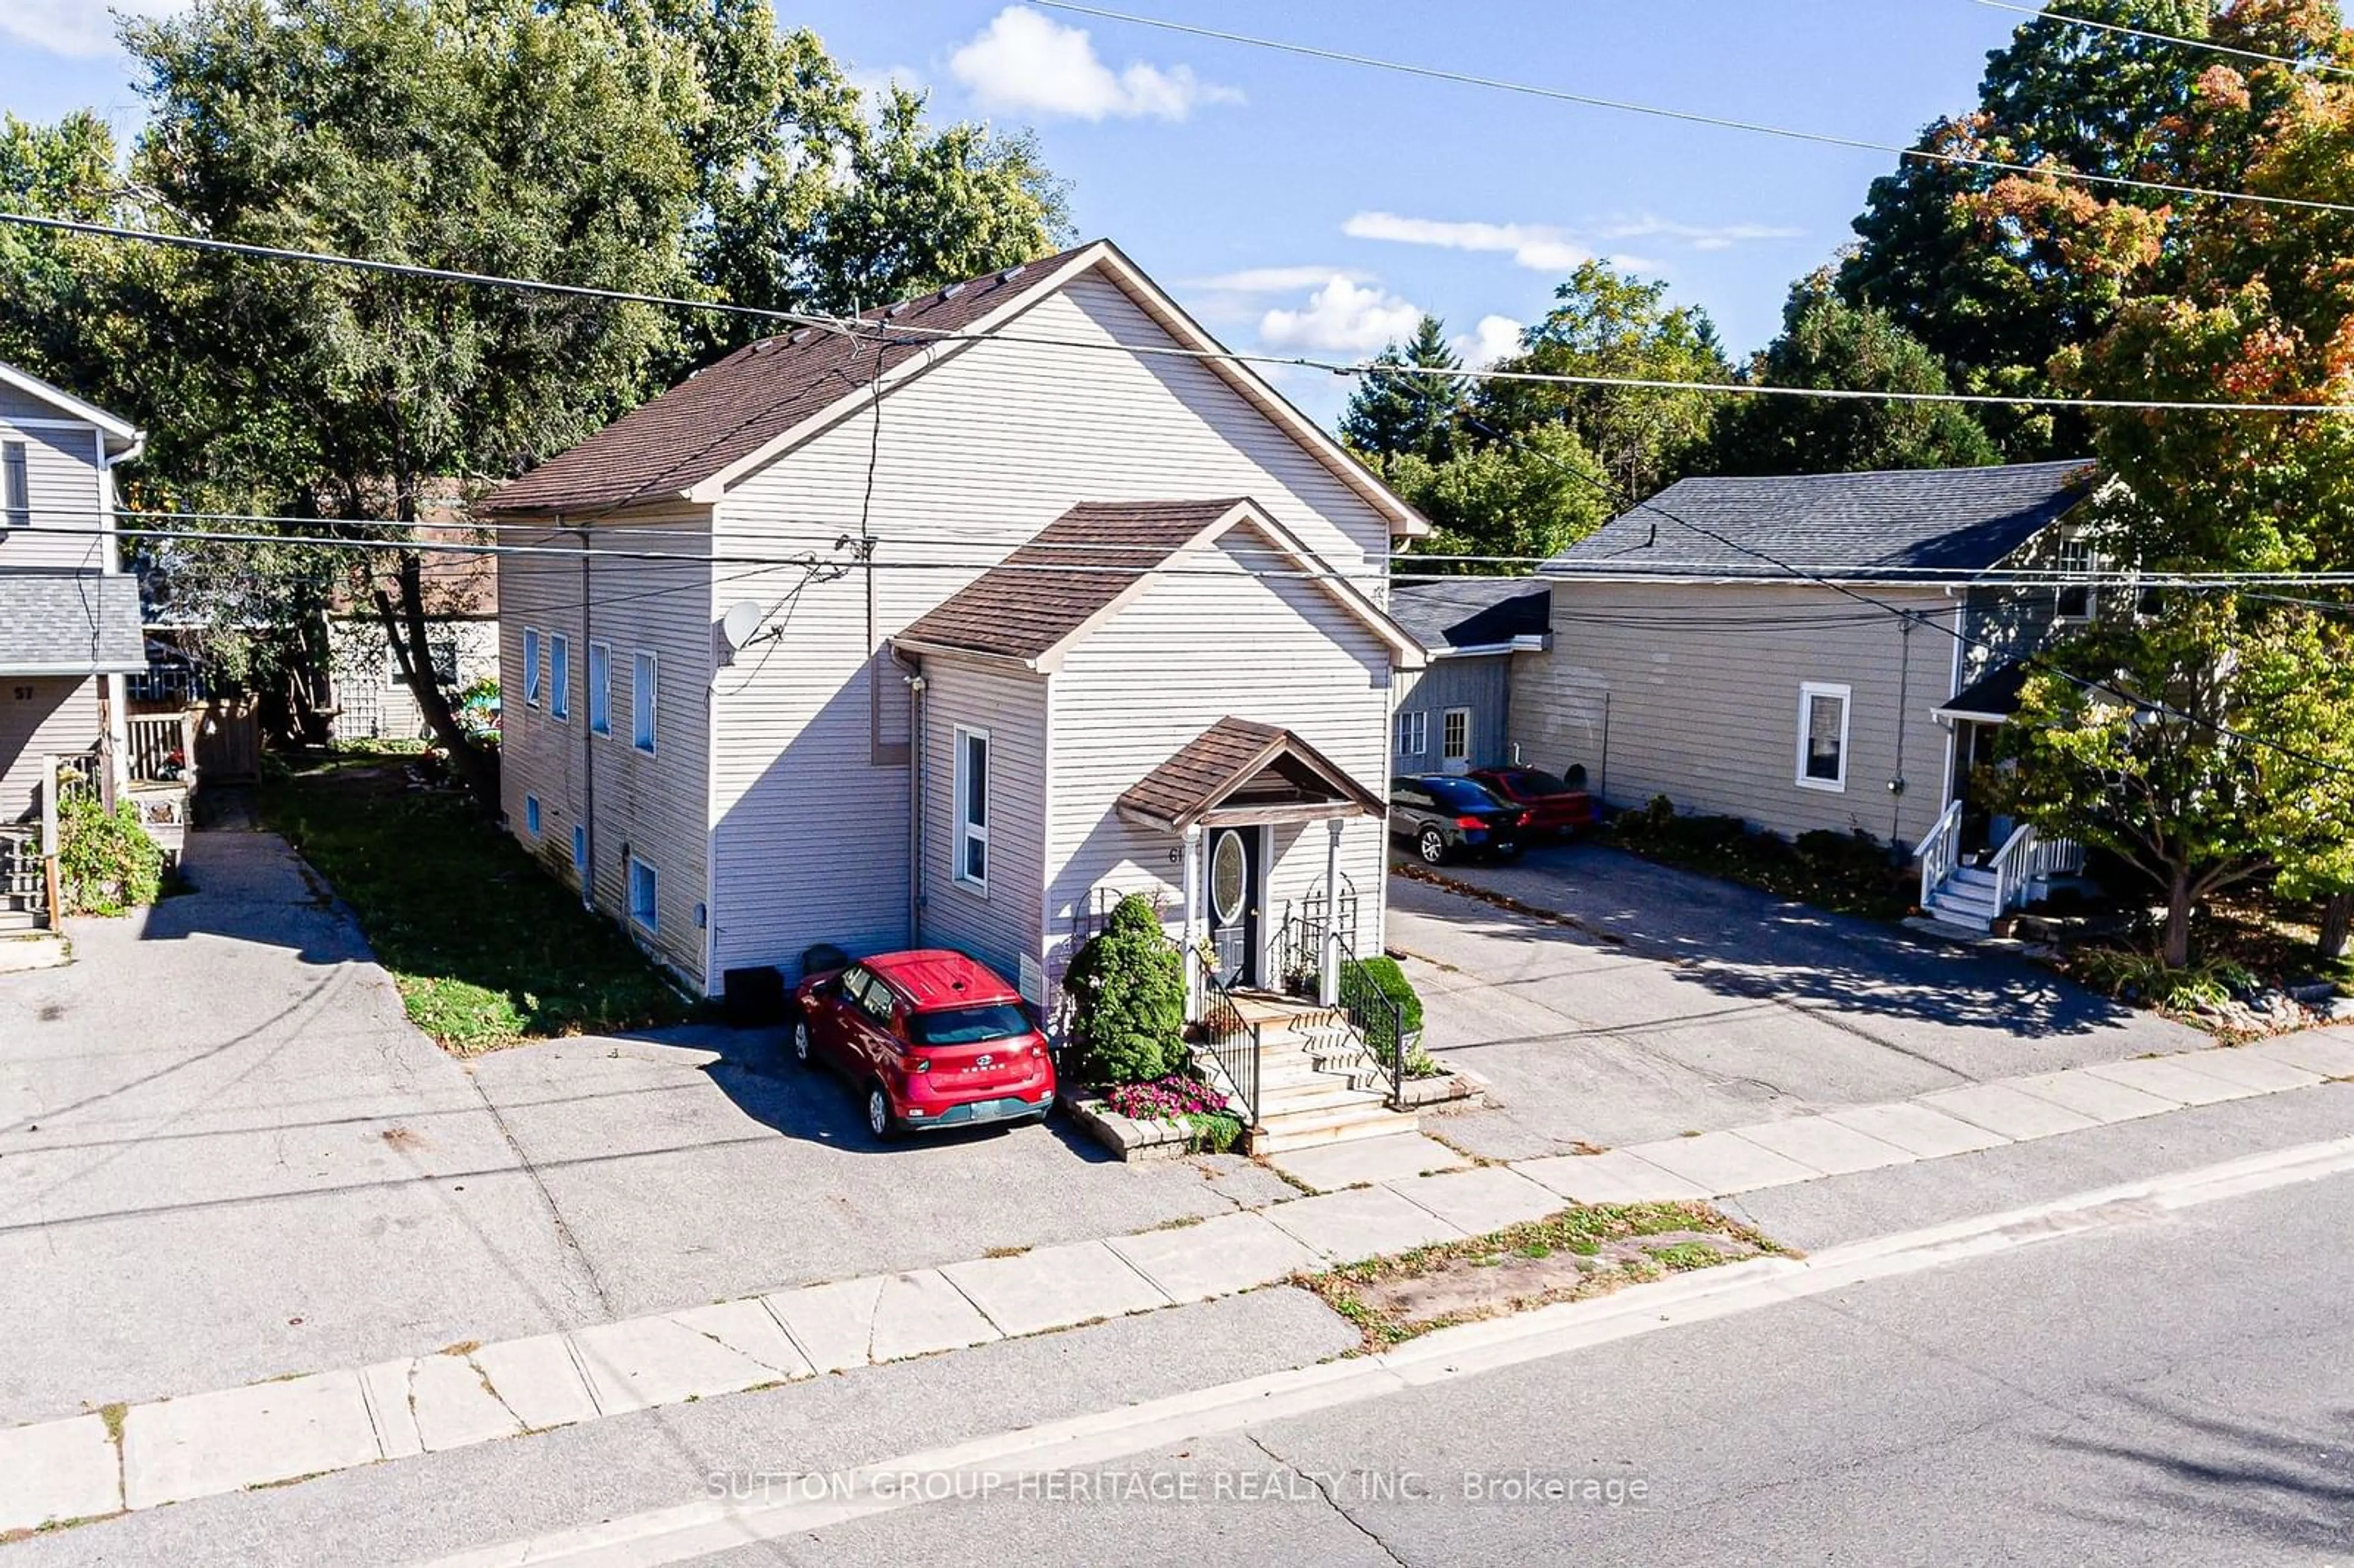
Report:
0,363,145,926
487,241,1430,1022
1510,460,2105,929
1386,577,1551,776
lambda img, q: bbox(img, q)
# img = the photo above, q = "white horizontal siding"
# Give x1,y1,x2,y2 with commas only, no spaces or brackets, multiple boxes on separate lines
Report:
1043,530,1394,997
497,519,713,988
917,659,1048,989
1510,582,1960,847
0,419,105,571
708,265,1403,982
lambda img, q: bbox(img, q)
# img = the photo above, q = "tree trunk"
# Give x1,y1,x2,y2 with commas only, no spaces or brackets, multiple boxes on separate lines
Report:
374,549,497,812
2321,891,2353,963
2162,866,2194,970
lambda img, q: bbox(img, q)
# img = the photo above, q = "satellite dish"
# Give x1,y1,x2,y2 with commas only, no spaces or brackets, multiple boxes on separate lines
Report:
720,601,767,652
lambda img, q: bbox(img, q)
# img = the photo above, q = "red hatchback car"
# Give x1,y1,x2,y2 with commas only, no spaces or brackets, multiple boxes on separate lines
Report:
791,950,1057,1140
1467,767,1599,839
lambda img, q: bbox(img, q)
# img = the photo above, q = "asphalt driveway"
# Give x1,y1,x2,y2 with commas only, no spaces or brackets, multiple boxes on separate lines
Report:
1394,840,2210,1160
0,828,1273,1428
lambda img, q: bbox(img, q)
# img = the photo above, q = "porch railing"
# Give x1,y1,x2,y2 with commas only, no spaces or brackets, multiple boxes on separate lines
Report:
1989,823,2084,915
1194,970,1261,1130
1276,908,1409,1109
1916,799,1964,909
0,827,42,925
126,713,194,783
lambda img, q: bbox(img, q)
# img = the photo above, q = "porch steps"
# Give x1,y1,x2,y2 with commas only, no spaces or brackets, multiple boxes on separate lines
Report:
1924,866,2000,932
1219,991,1422,1155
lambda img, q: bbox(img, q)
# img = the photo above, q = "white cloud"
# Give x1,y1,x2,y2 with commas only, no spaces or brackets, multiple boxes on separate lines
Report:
1594,215,1806,248
1186,265,1372,293
1455,314,1525,368
1343,211,1593,273
948,6,1243,122
0,0,187,57
848,64,930,103
1259,276,1424,355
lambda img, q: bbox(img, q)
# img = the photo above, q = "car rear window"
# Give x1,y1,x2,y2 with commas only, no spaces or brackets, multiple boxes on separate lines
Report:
907,1002,1031,1046
1423,777,1505,812
1504,769,1572,795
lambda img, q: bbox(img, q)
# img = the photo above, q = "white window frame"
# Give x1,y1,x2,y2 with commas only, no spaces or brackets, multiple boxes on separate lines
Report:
1796,682,1853,793
2053,534,2100,624
524,795,541,835
587,639,612,737
550,633,571,720
2,439,28,529
1393,710,1428,758
631,650,657,754
953,725,989,893
628,854,658,932
522,627,542,708
1441,706,1473,766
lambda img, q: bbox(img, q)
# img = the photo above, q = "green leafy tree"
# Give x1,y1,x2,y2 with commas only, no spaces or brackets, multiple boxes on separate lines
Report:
1473,261,1731,505
1994,600,2354,969
1385,422,1612,573
1837,0,2341,459
1341,314,1466,464
1064,894,1187,1086
1703,270,1997,476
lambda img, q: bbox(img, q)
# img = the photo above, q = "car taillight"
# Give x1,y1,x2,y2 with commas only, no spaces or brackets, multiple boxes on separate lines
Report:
1455,815,1487,829
1518,810,1536,828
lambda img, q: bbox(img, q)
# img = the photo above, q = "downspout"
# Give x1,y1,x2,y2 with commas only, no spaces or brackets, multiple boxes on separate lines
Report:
572,514,594,911
894,643,925,946
1891,613,1914,847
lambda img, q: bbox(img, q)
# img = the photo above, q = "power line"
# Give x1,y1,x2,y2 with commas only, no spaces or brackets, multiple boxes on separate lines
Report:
1971,0,2354,78
1034,1,2354,218
13,210,2354,417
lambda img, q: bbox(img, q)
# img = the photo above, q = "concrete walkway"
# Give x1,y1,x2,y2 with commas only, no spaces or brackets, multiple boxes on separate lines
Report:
7,1026,2349,1535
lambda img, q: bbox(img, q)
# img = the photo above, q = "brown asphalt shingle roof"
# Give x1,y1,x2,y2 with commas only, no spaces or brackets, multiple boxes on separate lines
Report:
488,243,1099,514
1116,717,1384,831
896,499,1246,663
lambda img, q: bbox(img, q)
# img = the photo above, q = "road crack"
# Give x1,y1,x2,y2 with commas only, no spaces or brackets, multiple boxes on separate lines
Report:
1248,1433,1414,1568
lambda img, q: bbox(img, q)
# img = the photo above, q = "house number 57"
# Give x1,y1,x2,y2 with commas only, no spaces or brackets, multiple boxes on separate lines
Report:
10,687,29,701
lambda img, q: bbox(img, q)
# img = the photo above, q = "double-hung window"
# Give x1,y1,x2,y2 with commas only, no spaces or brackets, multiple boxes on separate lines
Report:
1441,707,1472,767
522,627,543,707
550,634,571,720
2,440,28,530
953,726,989,891
1796,682,1851,792
631,651,657,754
1393,710,1428,758
587,641,612,737
628,855,658,932
2054,535,2099,622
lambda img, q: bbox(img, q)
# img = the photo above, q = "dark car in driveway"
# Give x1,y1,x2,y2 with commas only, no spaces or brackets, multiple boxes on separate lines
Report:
1389,774,1527,865
1468,766,1598,839
790,950,1056,1140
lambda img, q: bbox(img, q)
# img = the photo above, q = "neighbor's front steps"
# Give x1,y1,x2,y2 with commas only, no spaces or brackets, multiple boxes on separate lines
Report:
7,1028,2353,1536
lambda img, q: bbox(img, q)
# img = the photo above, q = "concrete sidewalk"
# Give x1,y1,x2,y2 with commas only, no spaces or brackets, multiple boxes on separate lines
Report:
7,1026,2348,1535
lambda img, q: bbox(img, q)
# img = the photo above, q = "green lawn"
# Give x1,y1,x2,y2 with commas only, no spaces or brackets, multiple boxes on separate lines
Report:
260,760,695,1052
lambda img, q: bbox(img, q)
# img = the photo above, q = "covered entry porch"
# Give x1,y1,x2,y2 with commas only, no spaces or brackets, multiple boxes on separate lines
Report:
1920,661,2084,931
1114,716,1385,1019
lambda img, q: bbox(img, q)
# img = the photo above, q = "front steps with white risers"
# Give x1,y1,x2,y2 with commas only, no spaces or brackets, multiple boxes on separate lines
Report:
1924,864,2005,931
1222,991,1422,1155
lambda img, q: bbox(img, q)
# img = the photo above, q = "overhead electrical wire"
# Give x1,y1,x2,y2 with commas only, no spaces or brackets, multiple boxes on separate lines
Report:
1032,1,2354,218
9,210,2354,419
1970,0,2354,78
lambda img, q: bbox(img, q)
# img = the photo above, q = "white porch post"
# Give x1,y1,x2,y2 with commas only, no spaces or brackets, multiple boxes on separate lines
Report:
1181,824,1204,1022
1319,818,1343,1007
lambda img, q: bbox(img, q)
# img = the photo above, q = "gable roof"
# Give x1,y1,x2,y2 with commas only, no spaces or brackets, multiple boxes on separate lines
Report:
1389,577,1552,656
487,240,1428,536
1116,717,1385,833
1544,460,2099,582
0,361,143,458
894,498,1423,672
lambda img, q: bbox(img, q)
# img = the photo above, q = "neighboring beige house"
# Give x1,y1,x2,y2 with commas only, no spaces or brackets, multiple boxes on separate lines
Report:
0,362,145,929
1510,460,2105,929
326,539,499,742
487,241,1429,1024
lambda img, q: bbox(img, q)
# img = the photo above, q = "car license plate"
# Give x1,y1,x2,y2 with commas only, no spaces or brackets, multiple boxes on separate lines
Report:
966,1099,1003,1121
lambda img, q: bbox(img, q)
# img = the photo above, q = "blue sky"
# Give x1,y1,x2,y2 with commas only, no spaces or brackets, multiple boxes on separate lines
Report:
0,1,2033,424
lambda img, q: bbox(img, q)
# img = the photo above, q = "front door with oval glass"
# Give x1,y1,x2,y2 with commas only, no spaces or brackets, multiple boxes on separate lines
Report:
1206,827,1262,988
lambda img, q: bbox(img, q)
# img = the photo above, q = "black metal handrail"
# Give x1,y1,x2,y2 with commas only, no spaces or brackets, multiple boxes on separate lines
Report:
1331,929,1408,1110
1194,967,1261,1130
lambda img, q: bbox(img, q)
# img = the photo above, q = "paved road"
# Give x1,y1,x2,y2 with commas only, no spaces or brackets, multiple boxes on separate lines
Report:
1393,842,2209,1159
0,829,1276,1425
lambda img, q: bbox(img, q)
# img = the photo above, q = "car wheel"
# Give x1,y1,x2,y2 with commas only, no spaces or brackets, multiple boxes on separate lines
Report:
1416,827,1449,865
865,1082,897,1141
791,1018,815,1068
